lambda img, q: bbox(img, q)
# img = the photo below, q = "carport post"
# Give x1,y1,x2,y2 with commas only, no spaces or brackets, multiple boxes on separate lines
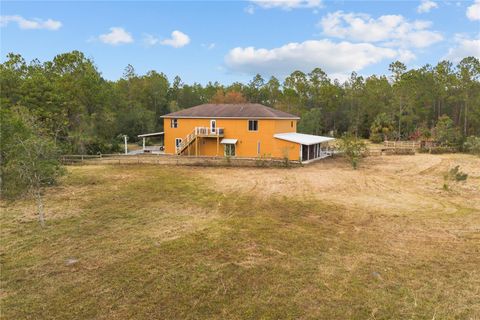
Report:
142,137,145,151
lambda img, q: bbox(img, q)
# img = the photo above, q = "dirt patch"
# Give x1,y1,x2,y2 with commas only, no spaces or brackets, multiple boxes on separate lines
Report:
196,154,480,214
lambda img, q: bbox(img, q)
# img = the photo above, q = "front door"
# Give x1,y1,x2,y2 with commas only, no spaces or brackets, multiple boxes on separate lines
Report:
224,144,236,156
210,120,216,134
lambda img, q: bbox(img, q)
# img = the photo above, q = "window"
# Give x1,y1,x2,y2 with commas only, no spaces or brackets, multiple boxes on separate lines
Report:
171,119,178,128
175,138,182,148
224,144,235,156
248,120,258,131
291,121,294,128
210,119,216,133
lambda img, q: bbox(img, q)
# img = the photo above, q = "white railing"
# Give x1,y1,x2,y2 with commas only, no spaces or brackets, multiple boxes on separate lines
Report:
194,127,224,136
176,127,225,154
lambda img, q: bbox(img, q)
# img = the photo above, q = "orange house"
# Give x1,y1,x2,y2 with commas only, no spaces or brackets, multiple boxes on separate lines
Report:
161,103,334,162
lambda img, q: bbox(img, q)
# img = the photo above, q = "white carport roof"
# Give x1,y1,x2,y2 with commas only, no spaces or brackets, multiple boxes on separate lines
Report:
137,132,164,138
221,138,238,144
274,133,334,145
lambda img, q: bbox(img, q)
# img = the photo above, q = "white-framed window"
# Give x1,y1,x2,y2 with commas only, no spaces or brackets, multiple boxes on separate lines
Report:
224,144,236,156
248,120,258,131
175,138,183,148
210,119,216,133
171,119,178,128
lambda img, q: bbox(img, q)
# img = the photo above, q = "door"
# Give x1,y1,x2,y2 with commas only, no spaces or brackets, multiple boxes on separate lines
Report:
224,144,236,156
210,119,216,134
302,144,308,161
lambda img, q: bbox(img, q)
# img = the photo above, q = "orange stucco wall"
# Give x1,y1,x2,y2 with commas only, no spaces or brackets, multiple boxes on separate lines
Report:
163,118,300,160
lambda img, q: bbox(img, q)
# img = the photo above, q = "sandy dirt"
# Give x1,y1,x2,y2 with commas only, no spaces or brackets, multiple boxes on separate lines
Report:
194,153,480,215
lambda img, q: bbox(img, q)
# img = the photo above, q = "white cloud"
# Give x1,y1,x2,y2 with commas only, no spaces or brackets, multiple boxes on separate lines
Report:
445,34,480,62
245,5,256,14
319,11,443,48
202,43,216,50
225,39,399,78
143,34,159,47
466,0,480,20
0,15,61,30
160,30,190,48
417,0,438,13
99,27,133,45
249,0,322,10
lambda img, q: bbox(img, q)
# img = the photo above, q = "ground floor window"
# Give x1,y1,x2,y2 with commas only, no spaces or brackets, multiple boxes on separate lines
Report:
224,144,236,156
175,138,183,148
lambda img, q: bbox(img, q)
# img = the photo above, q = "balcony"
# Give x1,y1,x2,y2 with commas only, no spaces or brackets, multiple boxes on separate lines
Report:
194,127,224,137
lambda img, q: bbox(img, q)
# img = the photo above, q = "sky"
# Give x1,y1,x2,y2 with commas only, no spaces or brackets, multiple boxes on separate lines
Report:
1,0,479,85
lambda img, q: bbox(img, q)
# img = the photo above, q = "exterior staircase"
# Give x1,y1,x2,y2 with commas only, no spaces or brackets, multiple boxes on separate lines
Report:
176,127,224,155
176,129,197,155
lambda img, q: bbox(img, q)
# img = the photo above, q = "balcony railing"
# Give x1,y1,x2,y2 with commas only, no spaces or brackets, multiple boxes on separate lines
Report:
195,127,224,136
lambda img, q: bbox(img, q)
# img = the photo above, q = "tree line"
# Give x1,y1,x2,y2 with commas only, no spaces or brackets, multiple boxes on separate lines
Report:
1,50,479,157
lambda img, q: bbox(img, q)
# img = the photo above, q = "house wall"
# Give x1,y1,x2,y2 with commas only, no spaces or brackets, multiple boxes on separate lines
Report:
163,118,300,160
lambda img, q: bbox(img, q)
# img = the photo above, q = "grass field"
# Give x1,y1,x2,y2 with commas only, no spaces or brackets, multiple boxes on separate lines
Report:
1,154,479,319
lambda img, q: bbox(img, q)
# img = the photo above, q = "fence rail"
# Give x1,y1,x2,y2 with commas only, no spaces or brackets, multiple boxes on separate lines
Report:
60,153,303,167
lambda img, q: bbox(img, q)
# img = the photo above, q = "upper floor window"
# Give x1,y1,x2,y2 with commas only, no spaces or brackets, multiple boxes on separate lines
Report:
171,119,178,128
248,120,258,131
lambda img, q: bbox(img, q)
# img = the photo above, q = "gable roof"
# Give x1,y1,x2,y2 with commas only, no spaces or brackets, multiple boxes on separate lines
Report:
161,103,300,119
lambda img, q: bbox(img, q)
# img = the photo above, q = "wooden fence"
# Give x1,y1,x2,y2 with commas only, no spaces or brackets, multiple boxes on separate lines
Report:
367,140,420,156
60,153,302,168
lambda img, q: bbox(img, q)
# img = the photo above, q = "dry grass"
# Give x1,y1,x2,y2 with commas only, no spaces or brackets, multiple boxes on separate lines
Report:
1,154,479,319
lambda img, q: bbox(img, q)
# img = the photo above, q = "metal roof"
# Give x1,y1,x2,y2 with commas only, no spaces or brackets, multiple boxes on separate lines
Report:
137,132,164,138
274,133,335,145
220,139,238,144
161,103,300,120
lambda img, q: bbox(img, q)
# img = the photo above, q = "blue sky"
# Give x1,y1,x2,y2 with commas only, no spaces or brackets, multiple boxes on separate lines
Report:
1,0,479,84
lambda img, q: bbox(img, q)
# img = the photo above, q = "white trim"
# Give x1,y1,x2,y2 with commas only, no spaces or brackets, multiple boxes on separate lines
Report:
137,132,164,138
210,119,216,134
274,132,334,145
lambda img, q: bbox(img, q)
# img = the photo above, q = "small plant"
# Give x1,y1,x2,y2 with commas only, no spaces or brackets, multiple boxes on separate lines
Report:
338,134,368,169
443,165,468,191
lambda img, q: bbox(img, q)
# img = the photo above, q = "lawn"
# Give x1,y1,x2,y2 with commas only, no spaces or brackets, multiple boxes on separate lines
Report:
1,154,479,319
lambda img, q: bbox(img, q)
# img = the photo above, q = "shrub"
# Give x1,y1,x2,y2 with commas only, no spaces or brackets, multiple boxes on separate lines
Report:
464,136,480,155
338,134,368,169
443,165,468,190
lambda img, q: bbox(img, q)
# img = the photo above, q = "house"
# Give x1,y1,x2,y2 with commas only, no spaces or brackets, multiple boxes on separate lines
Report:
161,103,334,162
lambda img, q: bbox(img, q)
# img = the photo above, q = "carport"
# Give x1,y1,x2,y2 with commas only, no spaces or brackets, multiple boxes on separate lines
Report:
137,132,164,152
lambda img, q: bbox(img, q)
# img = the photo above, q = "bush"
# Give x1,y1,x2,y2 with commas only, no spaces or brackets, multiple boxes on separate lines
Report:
464,136,480,155
338,134,368,169
443,165,468,190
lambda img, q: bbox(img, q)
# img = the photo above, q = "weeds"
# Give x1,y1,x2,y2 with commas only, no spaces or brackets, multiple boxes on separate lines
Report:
443,165,468,190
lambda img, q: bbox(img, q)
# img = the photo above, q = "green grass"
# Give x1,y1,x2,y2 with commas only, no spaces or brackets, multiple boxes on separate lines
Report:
1,165,479,319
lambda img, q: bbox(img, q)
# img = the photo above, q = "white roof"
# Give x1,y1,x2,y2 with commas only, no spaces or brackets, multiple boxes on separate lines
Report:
221,138,238,144
137,132,164,138
274,132,334,145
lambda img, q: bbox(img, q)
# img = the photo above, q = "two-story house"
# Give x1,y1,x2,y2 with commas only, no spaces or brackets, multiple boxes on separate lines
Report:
161,103,333,162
